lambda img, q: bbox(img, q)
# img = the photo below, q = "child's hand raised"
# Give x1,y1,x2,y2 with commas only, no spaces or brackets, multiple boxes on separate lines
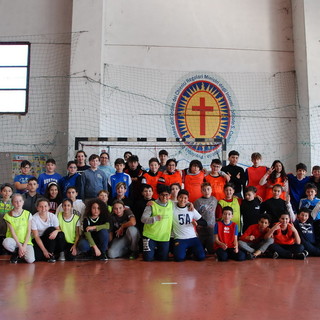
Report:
267,167,275,175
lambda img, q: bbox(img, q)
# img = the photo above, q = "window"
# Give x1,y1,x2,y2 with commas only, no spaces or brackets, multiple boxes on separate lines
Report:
0,42,30,114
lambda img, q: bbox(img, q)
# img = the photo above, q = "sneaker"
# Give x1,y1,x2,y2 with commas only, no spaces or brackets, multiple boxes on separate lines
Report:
58,252,66,261
273,252,279,259
10,250,19,264
246,253,255,260
129,251,139,260
293,252,306,260
47,257,56,263
98,253,108,261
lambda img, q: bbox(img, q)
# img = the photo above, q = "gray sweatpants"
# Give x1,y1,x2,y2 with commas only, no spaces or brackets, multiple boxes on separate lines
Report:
238,238,274,254
3,237,35,263
108,226,140,259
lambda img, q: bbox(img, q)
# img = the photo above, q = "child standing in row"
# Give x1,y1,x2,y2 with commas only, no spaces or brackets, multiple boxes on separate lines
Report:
287,163,310,213
245,153,268,201
14,160,34,194
204,159,230,201
142,158,162,199
260,160,287,201
108,158,132,199
221,150,245,198
37,159,62,195
23,178,43,215
59,160,80,199
158,159,183,188
183,160,205,203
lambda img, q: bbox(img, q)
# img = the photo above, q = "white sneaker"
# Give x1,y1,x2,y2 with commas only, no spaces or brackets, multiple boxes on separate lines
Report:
58,252,66,261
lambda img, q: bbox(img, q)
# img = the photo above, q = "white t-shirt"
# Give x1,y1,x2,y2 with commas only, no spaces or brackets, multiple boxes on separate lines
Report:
172,203,201,239
31,211,59,236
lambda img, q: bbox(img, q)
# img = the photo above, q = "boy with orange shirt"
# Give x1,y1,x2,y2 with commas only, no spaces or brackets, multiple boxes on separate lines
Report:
245,152,268,201
239,214,273,259
204,159,230,201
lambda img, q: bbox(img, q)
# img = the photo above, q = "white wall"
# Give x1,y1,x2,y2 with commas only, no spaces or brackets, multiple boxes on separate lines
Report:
97,0,296,169
104,0,294,72
0,0,72,173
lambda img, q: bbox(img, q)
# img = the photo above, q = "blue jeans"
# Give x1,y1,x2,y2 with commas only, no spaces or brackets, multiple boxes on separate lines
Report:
78,229,109,254
173,237,205,262
302,240,320,256
269,243,304,258
216,247,246,261
143,237,169,261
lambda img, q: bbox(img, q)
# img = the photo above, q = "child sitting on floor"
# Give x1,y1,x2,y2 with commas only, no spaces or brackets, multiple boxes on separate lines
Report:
265,212,307,259
56,198,81,261
77,199,110,261
172,189,207,262
294,207,320,256
214,206,246,261
108,200,139,260
239,214,274,259
3,194,34,263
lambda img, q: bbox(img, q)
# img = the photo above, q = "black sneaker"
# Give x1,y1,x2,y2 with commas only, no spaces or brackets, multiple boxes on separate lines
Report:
47,257,56,263
293,252,306,260
10,250,19,264
273,252,279,259
98,253,108,261
303,250,309,257
246,253,255,260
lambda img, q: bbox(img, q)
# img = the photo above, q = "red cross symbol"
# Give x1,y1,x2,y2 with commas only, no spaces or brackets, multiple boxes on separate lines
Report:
192,97,213,135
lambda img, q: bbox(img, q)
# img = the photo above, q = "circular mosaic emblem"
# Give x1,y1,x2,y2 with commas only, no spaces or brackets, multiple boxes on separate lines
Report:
167,72,237,159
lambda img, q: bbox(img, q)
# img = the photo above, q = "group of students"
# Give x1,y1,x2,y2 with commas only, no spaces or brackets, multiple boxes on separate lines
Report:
1,148,320,263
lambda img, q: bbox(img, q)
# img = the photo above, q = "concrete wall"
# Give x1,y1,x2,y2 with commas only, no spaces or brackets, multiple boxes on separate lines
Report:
0,0,72,174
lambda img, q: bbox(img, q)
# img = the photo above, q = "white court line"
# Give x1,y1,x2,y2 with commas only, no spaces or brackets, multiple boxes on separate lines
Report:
161,282,178,285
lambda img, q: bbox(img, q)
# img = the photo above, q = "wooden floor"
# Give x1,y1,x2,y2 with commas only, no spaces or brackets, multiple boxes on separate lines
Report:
1,255,320,320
